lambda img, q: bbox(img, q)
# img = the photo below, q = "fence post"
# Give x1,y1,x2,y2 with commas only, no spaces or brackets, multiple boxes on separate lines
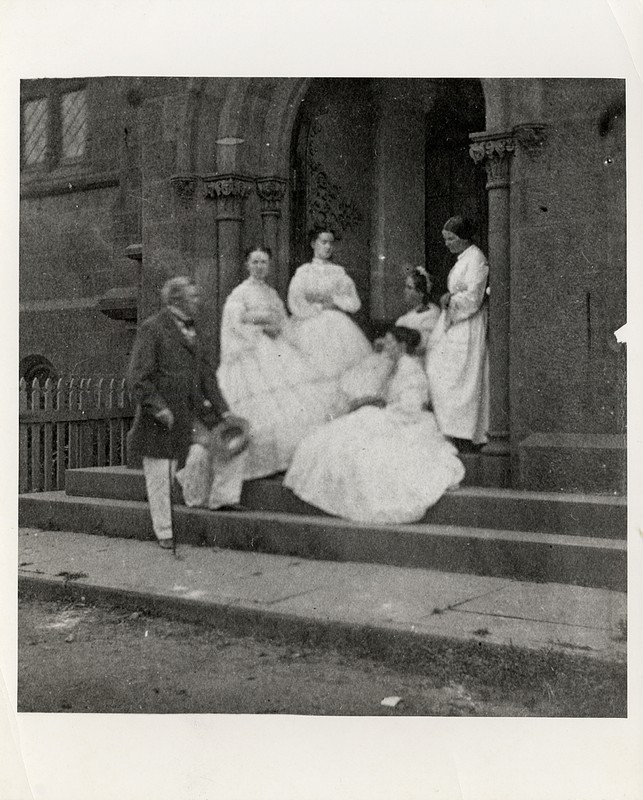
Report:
67,378,79,471
55,378,66,489
118,378,128,465
42,378,54,491
95,378,107,467
30,378,43,492
19,379,28,493
78,378,94,467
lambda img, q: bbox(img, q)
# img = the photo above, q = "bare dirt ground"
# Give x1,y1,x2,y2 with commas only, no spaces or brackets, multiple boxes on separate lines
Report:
18,597,625,716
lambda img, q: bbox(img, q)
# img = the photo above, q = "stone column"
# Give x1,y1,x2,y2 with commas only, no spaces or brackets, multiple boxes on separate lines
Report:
203,173,253,348
469,132,515,456
469,124,548,461
170,174,199,273
256,177,287,296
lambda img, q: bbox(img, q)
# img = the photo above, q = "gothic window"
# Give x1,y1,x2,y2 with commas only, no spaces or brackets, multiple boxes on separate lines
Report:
60,89,88,161
22,97,49,166
21,82,88,171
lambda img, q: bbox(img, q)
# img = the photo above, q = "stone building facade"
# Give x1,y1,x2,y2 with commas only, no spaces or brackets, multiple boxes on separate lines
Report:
19,77,626,493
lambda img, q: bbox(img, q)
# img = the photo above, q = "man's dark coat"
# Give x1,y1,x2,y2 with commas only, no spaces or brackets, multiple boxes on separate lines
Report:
126,308,228,465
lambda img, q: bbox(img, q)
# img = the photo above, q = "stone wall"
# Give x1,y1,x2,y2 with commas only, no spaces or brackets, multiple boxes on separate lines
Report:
20,78,137,377
509,79,625,439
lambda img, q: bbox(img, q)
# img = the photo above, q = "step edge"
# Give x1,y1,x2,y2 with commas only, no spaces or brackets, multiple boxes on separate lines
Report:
18,574,625,667
19,493,627,549
63,469,627,506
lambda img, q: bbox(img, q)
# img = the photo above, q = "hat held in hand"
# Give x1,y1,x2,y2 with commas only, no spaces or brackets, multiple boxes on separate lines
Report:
212,414,250,459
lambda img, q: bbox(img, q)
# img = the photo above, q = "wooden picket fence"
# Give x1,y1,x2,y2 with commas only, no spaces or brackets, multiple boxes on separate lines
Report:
19,376,135,494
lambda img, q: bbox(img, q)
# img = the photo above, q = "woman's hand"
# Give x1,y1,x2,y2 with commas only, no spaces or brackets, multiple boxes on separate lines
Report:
348,396,386,413
304,291,329,304
262,321,281,338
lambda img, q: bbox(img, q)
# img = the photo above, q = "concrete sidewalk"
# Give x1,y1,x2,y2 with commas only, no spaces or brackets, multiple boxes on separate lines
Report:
18,527,627,665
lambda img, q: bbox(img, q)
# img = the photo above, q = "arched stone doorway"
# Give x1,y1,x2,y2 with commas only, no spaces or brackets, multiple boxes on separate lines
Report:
425,79,487,297
290,78,487,329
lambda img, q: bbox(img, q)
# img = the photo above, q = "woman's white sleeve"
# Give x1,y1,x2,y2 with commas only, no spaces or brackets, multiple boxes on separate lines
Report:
272,290,288,322
448,255,489,323
219,295,256,362
387,375,427,422
331,272,362,313
419,306,441,348
287,268,319,319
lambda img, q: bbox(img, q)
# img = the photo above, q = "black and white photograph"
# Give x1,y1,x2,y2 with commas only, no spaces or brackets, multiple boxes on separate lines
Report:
3,1,643,799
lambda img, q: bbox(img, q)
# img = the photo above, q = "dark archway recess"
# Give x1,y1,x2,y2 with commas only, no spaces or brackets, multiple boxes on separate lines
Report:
290,78,375,271
425,79,487,299
20,354,58,385
290,78,487,327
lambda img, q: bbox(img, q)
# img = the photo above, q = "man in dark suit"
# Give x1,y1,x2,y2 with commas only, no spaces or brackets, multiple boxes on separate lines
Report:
127,276,236,549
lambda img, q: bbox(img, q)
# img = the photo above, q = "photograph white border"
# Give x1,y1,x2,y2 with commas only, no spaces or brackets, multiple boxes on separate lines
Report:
1,1,642,798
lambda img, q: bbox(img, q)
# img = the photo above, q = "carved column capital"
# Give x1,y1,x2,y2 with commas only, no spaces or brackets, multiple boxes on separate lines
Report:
203,173,254,220
469,131,516,189
170,175,199,206
256,177,287,217
512,123,549,158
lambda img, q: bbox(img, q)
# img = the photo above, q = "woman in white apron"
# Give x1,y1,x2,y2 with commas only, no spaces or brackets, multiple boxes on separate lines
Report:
426,216,490,450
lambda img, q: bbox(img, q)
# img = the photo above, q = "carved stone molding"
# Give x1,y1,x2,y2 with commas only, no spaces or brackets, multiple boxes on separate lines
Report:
469,132,515,190
203,173,253,220
171,175,198,206
256,177,287,216
512,123,549,158
306,118,363,235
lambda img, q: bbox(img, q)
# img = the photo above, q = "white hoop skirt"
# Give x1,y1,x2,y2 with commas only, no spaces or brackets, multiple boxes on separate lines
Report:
218,330,335,480
284,357,465,524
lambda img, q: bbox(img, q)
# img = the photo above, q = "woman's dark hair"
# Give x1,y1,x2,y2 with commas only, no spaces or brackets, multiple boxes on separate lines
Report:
443,215,476,242
388,325,421,355
244,244,272,261
409,267,433,305
308,225,338,245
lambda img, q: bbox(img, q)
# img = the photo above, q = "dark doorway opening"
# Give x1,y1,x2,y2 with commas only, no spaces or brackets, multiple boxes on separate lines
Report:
425,79,487,298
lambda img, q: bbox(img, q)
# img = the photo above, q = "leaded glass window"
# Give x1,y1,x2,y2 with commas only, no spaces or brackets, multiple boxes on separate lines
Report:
22,98,49,166
61,89,87,160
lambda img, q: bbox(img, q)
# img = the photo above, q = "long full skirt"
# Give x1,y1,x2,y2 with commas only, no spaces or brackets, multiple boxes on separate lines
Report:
284,309,372,380
426,308,489,443
217,333,336,480
284,406,465,524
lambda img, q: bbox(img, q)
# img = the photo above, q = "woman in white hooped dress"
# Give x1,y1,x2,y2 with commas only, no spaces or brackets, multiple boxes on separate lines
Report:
284,325,465,525
339,266,441,403
178,245,335,510
285,227,372,389
213,245,337,482
426,216,490,451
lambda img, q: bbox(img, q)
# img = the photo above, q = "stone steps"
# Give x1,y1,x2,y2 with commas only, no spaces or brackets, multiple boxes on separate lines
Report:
19,489,626,591
64,466,626,540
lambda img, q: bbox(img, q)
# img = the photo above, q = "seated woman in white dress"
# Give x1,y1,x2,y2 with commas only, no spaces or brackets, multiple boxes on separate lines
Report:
339,266,441,404
216,245,335,480
426,216,490,451
285,227,372,385
178,246,334,510
284,326,465,525
397,266,441,350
